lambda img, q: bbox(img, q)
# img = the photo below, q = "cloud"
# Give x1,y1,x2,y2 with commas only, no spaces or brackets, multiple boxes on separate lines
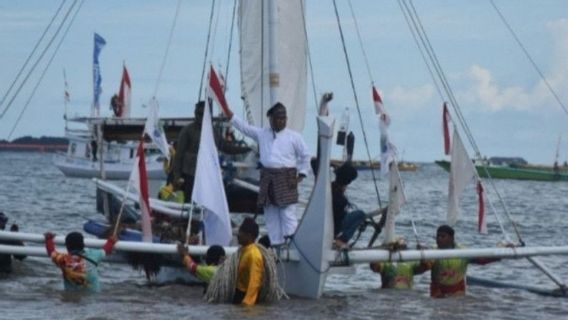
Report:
462,18,568,112
387,84,435,112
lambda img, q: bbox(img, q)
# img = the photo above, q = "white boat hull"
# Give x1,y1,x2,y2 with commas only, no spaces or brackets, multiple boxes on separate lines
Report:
53,152,166,180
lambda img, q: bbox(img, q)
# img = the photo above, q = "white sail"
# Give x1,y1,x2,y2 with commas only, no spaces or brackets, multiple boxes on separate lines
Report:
238,0,307,133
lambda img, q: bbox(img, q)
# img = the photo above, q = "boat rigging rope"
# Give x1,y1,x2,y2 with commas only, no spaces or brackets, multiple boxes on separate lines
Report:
346,0,374,86
152,0,182,98
208,0,223,63
197,0,217,103
222,0,238,95
396,0,445,101
1,0,78,122
399,0,566,289
300,0,319,110
0,0,67,117
332,0,382,208
489,0,568,117
400,0,526,244
7,0,83,140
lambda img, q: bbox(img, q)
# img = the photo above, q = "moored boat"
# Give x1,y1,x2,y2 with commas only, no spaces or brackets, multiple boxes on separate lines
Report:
435,159,568,181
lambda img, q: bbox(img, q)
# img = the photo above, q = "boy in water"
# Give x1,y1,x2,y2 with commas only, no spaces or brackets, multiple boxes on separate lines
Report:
177,243,226,283
44,232,117,292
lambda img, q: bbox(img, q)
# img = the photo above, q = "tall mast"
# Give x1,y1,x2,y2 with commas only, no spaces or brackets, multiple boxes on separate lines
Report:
267,0,279,105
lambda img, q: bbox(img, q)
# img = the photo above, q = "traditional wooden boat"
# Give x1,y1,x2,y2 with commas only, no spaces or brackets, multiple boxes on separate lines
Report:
435,160,568,181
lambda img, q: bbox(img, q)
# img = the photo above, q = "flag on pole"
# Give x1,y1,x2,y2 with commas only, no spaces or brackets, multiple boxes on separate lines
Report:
129,139,153,242
191,99,232,246
447,129,476,226
443,102,451,155
208,65,230,116
92,33,106,117
372,86,386,115
63,69,70,103
144,98,170,161
477,180,487,234
383,161,407,243
373,86,394,176
118,65,131,118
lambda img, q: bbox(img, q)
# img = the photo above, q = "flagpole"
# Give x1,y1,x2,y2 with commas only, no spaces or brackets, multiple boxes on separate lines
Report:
63,68,68,131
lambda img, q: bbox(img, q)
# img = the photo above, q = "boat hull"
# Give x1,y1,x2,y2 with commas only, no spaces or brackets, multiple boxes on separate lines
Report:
53,152,166,180
435,160,568,181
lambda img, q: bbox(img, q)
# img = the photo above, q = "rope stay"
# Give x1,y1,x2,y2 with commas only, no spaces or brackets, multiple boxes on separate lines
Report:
398,0,524,243
489,0,568,117
222,0,238,95
300,0,319,111
153,0,182,98
7,0,84,140
398,0,565,289
0,0,67,116
197,0,217,103
1,0,78,122
332,0,382,208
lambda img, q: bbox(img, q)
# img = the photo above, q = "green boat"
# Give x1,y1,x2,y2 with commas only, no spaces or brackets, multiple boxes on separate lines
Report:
435,160,568,181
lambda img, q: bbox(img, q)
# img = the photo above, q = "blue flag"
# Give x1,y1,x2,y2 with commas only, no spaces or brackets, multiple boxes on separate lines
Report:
93,33,106,116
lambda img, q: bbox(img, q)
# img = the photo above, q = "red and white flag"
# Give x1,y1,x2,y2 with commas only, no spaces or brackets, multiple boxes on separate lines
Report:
208,65,230,116
118,65,131,118
372,86,386,116
373,86,394,176
447,129,476,226
477,180,487,234
443,102,451,155
129,139,152,242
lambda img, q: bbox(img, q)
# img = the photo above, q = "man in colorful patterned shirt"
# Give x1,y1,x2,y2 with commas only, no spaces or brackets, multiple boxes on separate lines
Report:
44,232,116,292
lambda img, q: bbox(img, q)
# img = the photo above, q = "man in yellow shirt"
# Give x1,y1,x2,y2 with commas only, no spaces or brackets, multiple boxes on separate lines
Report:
233,217,264,306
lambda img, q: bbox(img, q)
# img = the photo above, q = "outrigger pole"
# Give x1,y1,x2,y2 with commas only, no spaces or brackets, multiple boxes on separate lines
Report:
3,230,568,264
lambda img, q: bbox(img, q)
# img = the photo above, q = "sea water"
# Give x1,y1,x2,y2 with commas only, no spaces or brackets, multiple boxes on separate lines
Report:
0,152,567,319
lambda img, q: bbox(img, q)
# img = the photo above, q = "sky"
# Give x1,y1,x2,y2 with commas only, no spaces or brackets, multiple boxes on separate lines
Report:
1,0,568,164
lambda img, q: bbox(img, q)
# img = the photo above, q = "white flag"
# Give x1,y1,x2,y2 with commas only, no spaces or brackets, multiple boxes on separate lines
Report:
383,160,406,243
447,129,476,225
191,102,232,246
144,98,170,161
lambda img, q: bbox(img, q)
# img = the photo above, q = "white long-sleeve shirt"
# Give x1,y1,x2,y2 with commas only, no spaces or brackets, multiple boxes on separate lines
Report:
231,115,311,176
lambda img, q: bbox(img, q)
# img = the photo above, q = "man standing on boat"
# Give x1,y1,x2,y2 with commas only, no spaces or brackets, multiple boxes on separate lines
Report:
174,101,250,202
224,103,311,246
174,101,207,201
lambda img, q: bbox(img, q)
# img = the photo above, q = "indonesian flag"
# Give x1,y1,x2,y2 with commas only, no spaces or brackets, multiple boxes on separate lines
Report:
129,139,152,242
144,98,170,161
383,161,407,243
191,97,232,246
372,86,386,116
447,129,476,226
208,65,230,116
373,86,394,176
477,179,487,234
443,102,451,155
118,65,131,118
